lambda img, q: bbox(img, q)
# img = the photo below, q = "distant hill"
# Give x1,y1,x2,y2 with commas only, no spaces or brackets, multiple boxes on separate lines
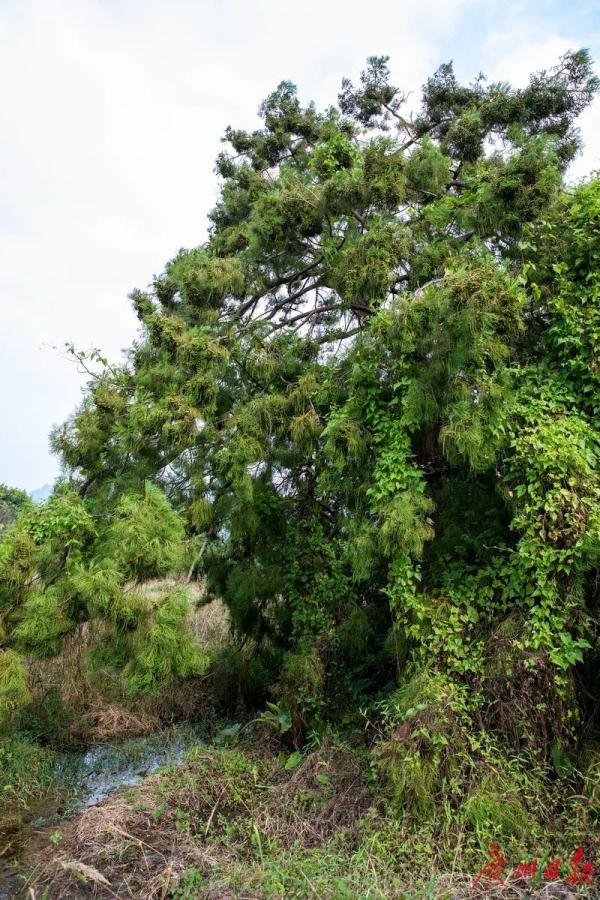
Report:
30,483,53,503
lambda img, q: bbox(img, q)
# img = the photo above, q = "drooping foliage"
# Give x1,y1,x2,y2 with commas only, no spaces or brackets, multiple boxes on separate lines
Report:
1,52,598,768
0,483,207,722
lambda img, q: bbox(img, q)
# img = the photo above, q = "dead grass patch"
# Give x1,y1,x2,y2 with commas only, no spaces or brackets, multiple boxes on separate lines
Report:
24,747,270,897
255,744,372,850
76,705,160,745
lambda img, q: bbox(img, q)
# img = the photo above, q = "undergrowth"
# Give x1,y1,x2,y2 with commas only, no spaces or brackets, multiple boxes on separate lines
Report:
16,729,600,899
0,734,55,813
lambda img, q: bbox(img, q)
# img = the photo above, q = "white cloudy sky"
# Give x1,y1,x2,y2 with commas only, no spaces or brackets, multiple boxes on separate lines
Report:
1,0,599,491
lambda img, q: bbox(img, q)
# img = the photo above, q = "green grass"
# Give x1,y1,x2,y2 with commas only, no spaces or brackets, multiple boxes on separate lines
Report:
0,733,56,812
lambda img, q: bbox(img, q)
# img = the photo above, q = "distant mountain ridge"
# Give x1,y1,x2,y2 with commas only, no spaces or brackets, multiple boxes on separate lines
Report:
30,483,53,503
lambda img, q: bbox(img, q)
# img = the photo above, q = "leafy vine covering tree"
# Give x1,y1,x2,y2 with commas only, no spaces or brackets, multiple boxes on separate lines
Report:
1,51,598,800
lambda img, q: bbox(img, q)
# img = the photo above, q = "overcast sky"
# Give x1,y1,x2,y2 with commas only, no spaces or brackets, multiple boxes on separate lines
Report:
1,0,599,492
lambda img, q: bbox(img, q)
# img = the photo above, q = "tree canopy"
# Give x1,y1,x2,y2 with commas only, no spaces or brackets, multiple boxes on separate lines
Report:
1,51,599,756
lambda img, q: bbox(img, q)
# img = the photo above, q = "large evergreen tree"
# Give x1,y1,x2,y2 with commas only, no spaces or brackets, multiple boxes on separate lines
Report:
1,52,598,765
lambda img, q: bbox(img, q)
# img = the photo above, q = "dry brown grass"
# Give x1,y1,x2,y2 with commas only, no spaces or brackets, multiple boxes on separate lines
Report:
255,744,372,850
136,577,230,650
22,741,371,898
189,598,230,649
25,789,195,896
23,581,230,747
19,739,374,898
76,705,160,745
23,747,263,898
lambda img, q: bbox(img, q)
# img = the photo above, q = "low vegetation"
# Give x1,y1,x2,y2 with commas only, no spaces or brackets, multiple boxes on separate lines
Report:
1,48,599,897
15,735,600,897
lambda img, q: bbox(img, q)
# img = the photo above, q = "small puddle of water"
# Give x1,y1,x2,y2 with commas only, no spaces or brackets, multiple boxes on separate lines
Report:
0,726,207,896
56,726,206,811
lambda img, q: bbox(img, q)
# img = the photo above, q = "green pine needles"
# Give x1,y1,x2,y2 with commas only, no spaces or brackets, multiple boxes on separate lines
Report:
0,483,206,724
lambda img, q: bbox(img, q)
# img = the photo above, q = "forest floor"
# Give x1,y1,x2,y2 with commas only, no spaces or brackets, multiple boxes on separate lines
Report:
3,734,595,899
